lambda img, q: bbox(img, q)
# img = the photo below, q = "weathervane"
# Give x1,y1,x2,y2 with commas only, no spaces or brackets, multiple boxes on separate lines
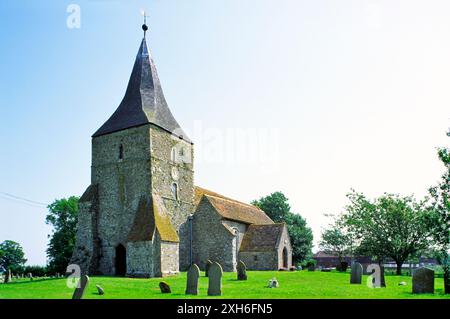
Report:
141,10,149,37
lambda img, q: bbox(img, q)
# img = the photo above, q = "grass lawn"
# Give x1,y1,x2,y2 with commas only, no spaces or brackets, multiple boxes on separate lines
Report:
0,271,448,299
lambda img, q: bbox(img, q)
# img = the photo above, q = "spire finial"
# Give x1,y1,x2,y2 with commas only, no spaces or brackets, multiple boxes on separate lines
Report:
141,10,149,37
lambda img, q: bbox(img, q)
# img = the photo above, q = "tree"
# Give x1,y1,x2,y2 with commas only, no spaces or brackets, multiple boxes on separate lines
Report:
428,134,450,294
252,192,313,263
342,190,432,275
319,225,352,269
46,196,79,274
0,240,27,274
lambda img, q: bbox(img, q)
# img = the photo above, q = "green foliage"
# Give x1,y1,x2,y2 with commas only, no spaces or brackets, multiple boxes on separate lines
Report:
252,192,313,263
320,226,352,261
341,191,433,275
23,265,48,277
252,192,291,222
45,196,79,274
428,132,450,293
0,240,27,273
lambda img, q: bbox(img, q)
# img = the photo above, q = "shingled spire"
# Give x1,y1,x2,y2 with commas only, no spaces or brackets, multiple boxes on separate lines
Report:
93,33,190,142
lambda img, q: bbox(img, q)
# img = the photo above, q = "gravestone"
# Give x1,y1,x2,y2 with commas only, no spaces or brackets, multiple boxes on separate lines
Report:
28,273,33,281
380,266,386,288
307,265,315,271
207,262,223,296
96,285,105,295
3,270,10,284
268,278,279,288
412,267,434,294
350,262,363,284
72,275,90,299
205,259,213,277
185,264,200,295
159,281,171,294
237,260,247,280
4,270,11,284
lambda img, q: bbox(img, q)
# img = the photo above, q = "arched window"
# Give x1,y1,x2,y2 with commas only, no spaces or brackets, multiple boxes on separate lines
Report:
171,183,178,200
119,144,124,160
171,147,176,162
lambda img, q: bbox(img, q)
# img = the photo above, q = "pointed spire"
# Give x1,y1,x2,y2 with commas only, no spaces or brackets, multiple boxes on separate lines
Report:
93,34,190,142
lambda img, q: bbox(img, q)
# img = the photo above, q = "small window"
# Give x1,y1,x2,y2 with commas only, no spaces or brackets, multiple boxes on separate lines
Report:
119,144,124,160
171,183,178,200
254,255,258,261
171,147,176,162
179,148,185,157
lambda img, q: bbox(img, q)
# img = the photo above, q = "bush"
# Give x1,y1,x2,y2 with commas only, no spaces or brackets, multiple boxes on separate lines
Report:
336,262,349,272
302,259,317,269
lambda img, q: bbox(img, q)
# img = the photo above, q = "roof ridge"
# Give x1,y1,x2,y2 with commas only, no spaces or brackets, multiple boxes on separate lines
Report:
204,193,262,211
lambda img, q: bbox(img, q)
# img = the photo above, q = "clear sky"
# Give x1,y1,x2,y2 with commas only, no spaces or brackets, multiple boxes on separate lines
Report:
0,0,449,266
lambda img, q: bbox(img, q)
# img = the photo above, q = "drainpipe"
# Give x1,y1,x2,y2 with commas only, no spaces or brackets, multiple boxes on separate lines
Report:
188,214,194,266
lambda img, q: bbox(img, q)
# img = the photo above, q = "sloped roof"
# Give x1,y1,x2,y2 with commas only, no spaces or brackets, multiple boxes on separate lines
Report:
79,184,98,203
194,186,273,225
239,223,286,252
93,38,190,142
127,194,179,243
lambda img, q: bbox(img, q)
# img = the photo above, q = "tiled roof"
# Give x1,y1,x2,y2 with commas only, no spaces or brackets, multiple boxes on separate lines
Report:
240,223,286,252
127,194,179,243
194,186,273,225
93,38,190,142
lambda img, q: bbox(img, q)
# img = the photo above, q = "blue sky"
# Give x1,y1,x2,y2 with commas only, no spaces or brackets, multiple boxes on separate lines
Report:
0,0,449,265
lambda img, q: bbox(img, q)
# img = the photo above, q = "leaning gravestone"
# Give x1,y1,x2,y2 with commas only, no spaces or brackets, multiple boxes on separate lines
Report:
96,285,105,295
159,281,171,294
350,262,363,284
208,262,223,296
72,275,90,299
205,259,213,277
237,260,247,281
412,267,434,294
186,264,200,295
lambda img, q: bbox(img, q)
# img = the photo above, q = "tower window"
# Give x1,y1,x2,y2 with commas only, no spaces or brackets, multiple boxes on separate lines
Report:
171,183,178,200
171,147,176,162
119,144,124,160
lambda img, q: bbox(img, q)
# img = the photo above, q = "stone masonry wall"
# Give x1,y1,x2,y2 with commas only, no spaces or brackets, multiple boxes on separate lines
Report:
192,198,236,271
127,241,154,277
149,125,195,271
91,125,152,275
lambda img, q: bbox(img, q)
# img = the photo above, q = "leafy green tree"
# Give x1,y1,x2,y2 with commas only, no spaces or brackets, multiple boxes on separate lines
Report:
428,134,450,294
252,192,313,263
319,225,352,269
0,240,27,273
342,190,432,275
46,196,79,274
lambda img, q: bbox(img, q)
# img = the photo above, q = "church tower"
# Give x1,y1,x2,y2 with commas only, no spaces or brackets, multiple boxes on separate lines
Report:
71,23,195,277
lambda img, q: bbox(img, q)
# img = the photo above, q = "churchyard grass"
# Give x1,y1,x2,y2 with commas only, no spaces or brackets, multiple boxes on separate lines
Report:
0,271,448,299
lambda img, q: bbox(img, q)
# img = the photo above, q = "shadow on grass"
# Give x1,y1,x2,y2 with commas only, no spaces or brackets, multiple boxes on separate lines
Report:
3,278,63,285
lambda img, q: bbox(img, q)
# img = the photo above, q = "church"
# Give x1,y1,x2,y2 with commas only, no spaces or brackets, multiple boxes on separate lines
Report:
71,24,293,277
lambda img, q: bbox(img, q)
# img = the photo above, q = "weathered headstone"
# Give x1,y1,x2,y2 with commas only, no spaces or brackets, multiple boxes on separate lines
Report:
185,264,200,295
159,281,171,293
205,259,213,277
72,275,90,299
207,262,223,296
412,267,434,294
380,265,386,288
350,262,363,284
237,260,247,280
96,285,105,295
268,278,279,288
4,270,11,284
28,273,33,281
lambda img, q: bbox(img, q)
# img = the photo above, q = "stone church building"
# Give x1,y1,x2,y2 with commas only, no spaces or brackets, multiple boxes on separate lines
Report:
71,27,292,277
